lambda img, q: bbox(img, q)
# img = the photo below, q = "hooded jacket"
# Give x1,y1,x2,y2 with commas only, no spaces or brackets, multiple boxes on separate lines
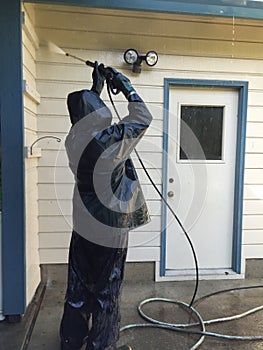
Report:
65,90,152,246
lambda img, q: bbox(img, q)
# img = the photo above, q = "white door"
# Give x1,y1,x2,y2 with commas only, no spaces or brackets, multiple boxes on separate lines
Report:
165,86,238,276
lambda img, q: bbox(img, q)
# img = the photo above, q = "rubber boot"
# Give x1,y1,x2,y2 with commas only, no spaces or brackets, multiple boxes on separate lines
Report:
60,302,89,350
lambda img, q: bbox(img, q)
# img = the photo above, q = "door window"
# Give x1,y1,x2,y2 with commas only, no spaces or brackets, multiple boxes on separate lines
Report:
179,105,224,161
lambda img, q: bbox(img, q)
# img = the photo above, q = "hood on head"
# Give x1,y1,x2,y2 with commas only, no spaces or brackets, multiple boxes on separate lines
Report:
67,89,112,126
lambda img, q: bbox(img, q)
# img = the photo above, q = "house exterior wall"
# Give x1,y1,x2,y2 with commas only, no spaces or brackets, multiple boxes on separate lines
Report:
34,4,263,271
22,4,41,304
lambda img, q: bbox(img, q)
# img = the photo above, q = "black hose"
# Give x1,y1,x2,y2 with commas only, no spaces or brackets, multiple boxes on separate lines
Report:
106,82,199,307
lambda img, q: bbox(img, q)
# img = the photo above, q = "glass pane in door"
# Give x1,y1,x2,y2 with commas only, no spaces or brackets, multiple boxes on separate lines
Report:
180,105,224,160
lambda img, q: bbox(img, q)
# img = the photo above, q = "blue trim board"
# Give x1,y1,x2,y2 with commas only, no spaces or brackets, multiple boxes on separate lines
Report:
160,79,171,276
232,82,248,273
24,0,263,20
0,1,26,314
161,79,248,277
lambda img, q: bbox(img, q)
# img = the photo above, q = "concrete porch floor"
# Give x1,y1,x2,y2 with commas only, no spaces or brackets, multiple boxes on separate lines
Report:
1,262,263,350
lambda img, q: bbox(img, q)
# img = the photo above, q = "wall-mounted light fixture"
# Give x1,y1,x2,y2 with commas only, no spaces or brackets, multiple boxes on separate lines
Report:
124,49,158,73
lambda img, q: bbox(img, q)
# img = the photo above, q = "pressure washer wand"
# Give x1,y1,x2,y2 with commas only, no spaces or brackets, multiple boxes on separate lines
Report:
65,52,115,74
65,52,94,66
66,52,98,70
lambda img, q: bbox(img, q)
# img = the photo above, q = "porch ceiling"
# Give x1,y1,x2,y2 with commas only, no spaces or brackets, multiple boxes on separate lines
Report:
24,0,263,20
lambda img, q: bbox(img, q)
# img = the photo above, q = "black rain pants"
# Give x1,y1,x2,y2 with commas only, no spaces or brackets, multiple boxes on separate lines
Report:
60,231,128,350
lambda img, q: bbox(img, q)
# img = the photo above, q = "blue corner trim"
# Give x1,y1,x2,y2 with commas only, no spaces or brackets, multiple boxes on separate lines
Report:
24,0,263,20
160,79,171,277
232,82,248,273
0,0,26,314
161,79,248,276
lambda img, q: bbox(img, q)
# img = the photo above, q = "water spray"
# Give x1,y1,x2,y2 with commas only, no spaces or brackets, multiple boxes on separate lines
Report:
47,42,117,86
47,43,85,63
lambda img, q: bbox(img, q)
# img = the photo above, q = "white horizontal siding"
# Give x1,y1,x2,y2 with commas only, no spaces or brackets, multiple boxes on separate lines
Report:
38,231,160,250
245,154,263,168
243,245,263,259
245,168,263,184
24,109,37,134
35,5,263,265
22,3,41,305
127,247,160,262
243,230,263,244
243,215,263,230
243,200,263,215
246,138,263,153
39,249,69,264
34,4,263,59
244,185,263,200
247,107,263,122
243,115,263,258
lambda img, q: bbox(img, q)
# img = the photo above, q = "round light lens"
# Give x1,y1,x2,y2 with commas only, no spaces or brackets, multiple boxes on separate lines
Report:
124,49,138,65
145,51,158,66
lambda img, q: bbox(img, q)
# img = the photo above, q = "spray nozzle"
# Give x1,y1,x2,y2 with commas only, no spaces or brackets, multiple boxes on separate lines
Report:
65,52,87,63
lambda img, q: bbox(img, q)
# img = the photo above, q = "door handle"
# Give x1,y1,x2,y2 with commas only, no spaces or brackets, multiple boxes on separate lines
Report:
168,191,174,197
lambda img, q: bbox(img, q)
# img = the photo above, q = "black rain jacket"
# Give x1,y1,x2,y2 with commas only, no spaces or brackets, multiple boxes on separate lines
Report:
65,90,152,246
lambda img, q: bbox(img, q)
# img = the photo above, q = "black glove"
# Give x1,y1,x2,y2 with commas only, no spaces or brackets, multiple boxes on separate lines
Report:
112,72,136,99
91,61,105,96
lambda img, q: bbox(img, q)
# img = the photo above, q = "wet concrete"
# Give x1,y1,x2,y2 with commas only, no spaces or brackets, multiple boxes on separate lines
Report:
119,278,263,350
1,264,263,350
0,284,44,350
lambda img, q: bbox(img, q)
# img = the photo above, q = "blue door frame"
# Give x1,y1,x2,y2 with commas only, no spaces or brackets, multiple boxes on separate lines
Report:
0,0,26,314
161,79,248,276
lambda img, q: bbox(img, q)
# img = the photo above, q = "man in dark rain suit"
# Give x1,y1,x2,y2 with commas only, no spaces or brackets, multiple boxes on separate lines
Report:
60,62,152,350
